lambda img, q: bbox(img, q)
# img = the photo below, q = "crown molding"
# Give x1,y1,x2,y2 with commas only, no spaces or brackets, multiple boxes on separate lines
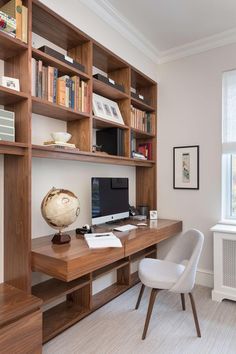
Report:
80,0,160,64
80,0,236,65
159,28,236,64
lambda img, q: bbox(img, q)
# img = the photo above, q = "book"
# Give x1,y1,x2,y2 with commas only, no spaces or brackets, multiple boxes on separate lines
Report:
56,76,66,106
84,232,122,249
31,58,36,96
0,108,15,142
0,0,22,40
43,141,76,149
47,66,54,102
0,11,16,37
21,4,27,43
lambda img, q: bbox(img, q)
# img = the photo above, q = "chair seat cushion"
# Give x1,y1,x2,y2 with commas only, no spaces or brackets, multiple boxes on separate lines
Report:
138,258,185,290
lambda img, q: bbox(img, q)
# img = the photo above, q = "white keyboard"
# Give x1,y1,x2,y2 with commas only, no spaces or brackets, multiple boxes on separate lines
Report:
113,224,138,232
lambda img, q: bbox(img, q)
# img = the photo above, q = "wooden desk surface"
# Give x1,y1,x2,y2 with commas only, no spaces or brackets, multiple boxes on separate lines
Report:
32,219,182,281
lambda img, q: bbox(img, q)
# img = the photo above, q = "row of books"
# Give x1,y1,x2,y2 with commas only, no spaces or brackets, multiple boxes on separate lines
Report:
32,58,90,113
131,105,153,133
0,0,27,42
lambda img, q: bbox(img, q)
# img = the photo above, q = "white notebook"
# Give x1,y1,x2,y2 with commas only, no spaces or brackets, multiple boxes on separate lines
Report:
84,232,122,249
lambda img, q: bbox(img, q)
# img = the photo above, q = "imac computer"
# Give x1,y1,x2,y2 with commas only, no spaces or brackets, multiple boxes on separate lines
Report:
91,177,129,225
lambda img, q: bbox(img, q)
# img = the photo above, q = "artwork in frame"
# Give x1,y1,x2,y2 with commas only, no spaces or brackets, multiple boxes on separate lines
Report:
92,93,124,125
173,145,199,190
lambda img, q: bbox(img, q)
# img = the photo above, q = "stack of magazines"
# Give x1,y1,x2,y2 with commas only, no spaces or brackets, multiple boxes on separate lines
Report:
0,11,16,37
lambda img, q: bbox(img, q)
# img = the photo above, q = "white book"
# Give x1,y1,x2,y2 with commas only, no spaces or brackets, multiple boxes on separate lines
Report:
31,58,36,97
84,232,122,249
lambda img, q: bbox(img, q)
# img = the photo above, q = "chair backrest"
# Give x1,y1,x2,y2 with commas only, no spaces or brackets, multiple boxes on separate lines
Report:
165,229,204,293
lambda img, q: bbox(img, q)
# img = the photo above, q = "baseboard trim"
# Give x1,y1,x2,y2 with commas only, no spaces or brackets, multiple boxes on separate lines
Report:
195,268,213,288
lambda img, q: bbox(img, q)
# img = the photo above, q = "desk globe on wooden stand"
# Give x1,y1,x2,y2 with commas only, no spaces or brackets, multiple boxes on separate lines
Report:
41,187,80,244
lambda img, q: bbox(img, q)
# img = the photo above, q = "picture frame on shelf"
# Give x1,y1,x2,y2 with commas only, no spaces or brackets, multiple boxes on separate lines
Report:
173,145,199,190
92,93,124,125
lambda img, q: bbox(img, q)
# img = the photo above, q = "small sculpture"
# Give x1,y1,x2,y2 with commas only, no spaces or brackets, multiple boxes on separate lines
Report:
41,187,80,244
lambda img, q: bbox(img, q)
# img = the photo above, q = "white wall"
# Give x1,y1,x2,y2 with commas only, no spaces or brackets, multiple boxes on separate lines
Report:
157,43,236,282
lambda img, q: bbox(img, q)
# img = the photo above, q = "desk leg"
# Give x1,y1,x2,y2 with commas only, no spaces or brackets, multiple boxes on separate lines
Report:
117,263,130,285
67,282,92,310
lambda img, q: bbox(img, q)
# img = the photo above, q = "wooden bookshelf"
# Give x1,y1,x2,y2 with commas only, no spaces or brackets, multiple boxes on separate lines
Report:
0,0,158,350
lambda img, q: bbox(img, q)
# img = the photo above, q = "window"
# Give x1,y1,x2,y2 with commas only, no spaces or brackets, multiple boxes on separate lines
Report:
222,70,236,220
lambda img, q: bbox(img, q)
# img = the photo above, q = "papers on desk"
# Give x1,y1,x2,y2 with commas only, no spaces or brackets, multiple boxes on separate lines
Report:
84,232,122,249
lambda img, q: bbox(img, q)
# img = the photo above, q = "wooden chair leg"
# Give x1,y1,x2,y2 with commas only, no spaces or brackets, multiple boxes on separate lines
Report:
135,284,145,310
142,288,159,340
181,293,186,311
189,293,201,337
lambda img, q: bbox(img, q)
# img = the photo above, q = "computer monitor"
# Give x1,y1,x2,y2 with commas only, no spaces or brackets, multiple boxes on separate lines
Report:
91,177,129,225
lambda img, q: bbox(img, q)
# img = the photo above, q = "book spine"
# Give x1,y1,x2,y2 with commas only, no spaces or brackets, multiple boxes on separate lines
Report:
31,58,36,97
21,5,27,43
37,60,42,98
16,0,22,40
71,79,75,110
53,68,58,103
56,78,66,106
65,77,70,107
81,80,85,112
48,66,54,102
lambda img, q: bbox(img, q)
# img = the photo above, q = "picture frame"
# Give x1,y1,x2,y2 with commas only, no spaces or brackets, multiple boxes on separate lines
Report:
173,145,199,190
92,93,124,125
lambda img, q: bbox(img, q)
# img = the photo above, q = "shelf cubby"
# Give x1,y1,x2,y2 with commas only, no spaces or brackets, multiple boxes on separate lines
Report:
32,96,90,121
92,259,129,279
0,31,28,60
131,96,155,112
93,42,130,95
131,127,155,139
31,47,90,80
130,245,157,262
92,283,128,311
93,77,129,100
43,301,90,343
32,275,90,305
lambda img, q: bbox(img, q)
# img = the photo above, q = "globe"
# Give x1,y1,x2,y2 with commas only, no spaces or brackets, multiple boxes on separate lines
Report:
41,187,80,244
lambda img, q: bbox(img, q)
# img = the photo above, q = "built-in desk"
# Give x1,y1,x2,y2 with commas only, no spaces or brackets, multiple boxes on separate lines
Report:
31,219,182,343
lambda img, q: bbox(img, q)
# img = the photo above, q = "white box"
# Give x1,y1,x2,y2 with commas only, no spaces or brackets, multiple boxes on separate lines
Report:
0,76,20,91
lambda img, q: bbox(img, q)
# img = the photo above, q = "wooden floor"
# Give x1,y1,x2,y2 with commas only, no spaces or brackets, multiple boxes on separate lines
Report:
43,285,236,354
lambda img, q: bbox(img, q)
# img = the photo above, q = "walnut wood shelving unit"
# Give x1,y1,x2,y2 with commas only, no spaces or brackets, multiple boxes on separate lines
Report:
0,0,158,347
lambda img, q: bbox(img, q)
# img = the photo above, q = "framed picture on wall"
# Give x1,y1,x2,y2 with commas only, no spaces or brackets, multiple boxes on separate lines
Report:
92,93,124,125
173,145,199,189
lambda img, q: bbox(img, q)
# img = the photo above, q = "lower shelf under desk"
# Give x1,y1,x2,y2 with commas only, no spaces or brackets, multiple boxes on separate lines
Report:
32,219,182,343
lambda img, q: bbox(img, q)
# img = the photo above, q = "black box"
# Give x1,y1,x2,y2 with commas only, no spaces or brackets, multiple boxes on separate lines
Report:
131,91,149,105
38,46,85,73
93,73,125,92
96,128,124,156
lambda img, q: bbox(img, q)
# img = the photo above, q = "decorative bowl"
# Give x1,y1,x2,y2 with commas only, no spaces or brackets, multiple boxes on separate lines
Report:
51,132,72,143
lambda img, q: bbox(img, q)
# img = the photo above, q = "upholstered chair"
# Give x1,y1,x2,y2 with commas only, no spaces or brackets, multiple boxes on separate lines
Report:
135,229,204,339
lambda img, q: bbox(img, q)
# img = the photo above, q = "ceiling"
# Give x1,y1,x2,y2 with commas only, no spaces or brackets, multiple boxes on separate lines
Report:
81,0,236,63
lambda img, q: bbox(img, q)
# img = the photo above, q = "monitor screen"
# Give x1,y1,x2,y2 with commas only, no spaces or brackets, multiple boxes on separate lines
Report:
91,177,129,225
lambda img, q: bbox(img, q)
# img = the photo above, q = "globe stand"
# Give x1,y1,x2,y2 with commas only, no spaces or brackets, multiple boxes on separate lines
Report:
51,230,71,245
